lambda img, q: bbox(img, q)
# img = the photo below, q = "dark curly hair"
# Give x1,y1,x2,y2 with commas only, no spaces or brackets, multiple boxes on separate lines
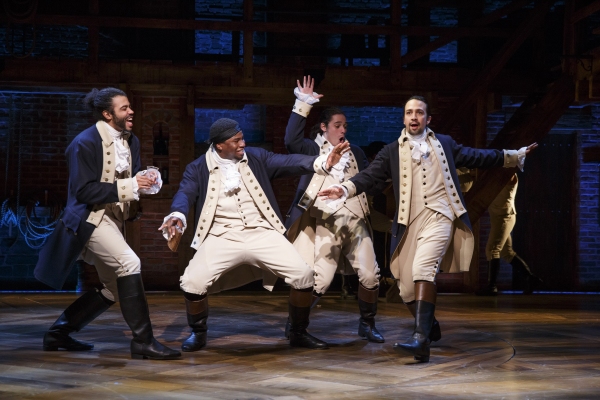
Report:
309,107,346,140
83,87,127,121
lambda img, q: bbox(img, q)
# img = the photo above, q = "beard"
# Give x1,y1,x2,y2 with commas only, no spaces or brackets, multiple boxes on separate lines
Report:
110,111,130,133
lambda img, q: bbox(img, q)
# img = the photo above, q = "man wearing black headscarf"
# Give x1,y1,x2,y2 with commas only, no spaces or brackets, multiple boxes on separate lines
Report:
160,117,349,352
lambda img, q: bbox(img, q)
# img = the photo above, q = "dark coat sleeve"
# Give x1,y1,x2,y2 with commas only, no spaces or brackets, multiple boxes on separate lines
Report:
255,148,319,180
349,143,395,196
285,112,319,156
170,157,204,218
449,137,504,169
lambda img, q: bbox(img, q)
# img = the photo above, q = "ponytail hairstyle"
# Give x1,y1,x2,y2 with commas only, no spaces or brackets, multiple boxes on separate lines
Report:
309,107,346,140
83,87,127,121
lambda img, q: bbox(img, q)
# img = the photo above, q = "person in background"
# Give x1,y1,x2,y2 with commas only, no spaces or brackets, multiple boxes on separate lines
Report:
477,173,542,295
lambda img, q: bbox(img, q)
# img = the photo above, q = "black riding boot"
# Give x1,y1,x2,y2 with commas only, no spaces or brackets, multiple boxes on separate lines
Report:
288,288,328,349
357,284,385,343
405,301,441,342
476,258,500,296
117,274,181,360
393,281,437,362
43,289,115,351
181,292,208,352
510,254,542,294
284,293,320,339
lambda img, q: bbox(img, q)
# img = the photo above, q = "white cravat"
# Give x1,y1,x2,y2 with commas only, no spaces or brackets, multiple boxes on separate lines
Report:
314,134,350,209
407,130,431,163
103,121,130,173
210,145,243,193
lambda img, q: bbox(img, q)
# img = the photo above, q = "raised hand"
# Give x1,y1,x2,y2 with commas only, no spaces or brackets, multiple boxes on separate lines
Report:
525,142,538,154
326,140,351,170
297,75,324,99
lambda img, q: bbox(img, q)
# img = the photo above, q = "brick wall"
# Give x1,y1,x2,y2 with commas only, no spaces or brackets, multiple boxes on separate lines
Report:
578,104,600,289
0,91,92,289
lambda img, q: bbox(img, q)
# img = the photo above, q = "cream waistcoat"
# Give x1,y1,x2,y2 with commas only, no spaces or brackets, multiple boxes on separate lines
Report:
190,152,285,250
85,121,136,227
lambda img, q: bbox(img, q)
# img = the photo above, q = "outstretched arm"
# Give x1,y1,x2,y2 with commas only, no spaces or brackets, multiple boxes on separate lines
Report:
285,75,324,155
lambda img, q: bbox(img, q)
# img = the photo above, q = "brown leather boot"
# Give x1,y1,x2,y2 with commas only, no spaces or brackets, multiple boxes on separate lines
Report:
181,292,208,352
288,288,328,349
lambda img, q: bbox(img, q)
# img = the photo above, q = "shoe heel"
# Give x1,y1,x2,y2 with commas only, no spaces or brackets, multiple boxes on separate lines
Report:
131,353,147,360
414,355,430,362
43,346,58,351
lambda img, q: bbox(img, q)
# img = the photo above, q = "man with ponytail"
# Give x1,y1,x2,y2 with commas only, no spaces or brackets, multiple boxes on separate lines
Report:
284,76,385,344
34,87,181,360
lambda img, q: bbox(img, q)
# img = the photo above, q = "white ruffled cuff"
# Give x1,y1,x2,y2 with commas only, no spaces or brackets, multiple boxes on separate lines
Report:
161,212,187,240
294,87,321,105
503,147,527,171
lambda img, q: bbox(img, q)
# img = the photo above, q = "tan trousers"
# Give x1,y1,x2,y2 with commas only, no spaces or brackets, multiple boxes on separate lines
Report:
180,228,314,295
391,208,453,303
81,213,141,302
485,214,517,261
313,211,380,295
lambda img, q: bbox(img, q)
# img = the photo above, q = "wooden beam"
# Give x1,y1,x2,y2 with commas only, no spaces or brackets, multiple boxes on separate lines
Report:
464,73,576,224
439,0,551,133
474,0,534,26
401,34,462,65
0,60,536,103
401,0,533,71
0,14,513,37
569,0,600,24
389,0,402,75
87,0,99,74
563,0,577,76
243,0,253,82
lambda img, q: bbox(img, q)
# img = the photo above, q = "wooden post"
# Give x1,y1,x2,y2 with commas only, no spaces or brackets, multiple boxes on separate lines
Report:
88,0,99,74
243,0,254,82
390,0,402,85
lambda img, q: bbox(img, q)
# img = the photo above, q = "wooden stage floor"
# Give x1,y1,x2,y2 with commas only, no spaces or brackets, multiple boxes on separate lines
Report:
1,292,599,399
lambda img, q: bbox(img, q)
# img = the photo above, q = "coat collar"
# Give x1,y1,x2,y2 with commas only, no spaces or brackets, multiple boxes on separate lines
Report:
399,127,436,146
95,121,131,146
205,145,248,172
